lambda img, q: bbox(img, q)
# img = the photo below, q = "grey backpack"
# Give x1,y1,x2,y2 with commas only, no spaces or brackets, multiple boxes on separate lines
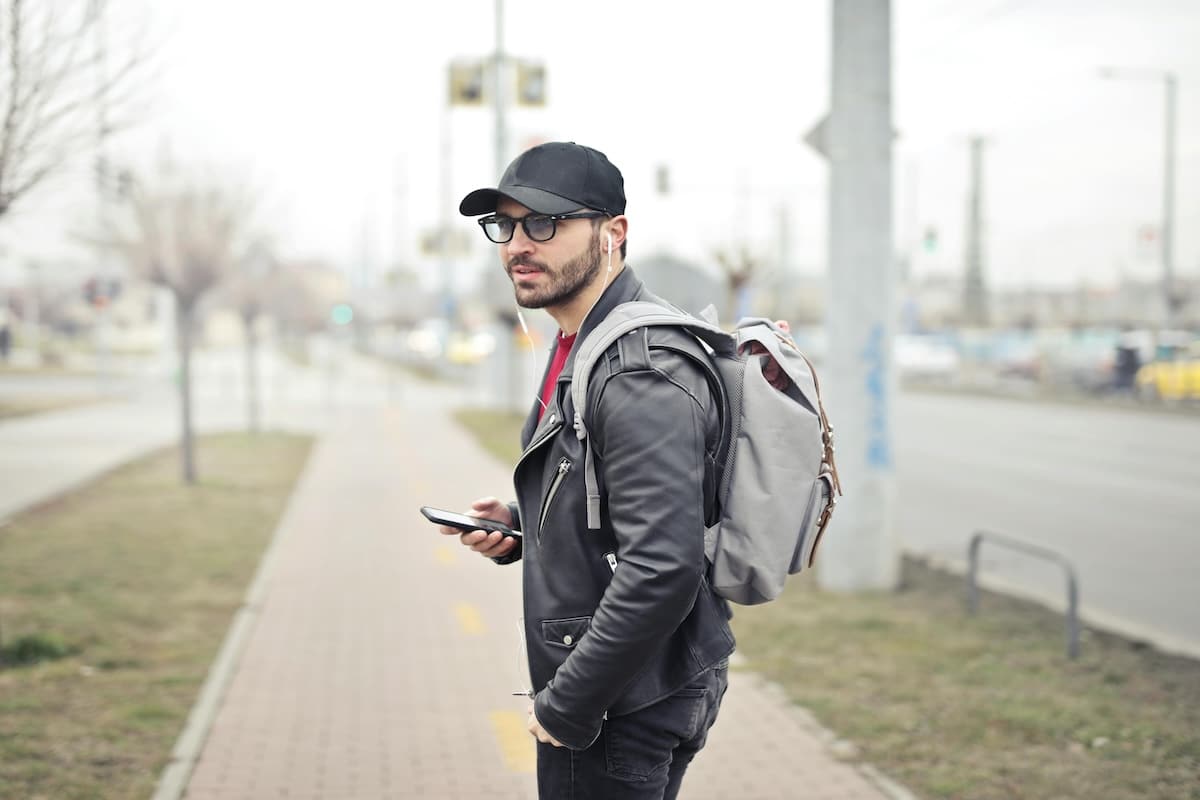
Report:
570,301,842,605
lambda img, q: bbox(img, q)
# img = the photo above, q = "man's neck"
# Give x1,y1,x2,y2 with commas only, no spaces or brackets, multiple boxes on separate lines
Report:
547,262,624,335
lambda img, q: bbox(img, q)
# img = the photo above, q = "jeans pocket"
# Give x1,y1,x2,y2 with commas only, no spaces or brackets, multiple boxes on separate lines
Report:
604,686,710,782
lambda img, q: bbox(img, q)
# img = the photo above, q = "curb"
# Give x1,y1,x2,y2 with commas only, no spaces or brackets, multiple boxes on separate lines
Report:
728,653,919,800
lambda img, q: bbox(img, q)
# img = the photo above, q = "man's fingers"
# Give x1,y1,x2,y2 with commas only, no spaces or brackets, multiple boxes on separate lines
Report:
462,530,517,556
479,536,517,558
470,497,500,514
527,712,564,747
462,530,498,551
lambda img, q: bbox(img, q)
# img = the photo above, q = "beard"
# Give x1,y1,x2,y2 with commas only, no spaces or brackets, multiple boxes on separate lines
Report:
507,230,602,309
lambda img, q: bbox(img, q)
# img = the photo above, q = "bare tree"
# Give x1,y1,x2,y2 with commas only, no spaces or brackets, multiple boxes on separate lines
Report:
0,0,145,219
715,244,759,323
221,239,276,434
105,162,256,483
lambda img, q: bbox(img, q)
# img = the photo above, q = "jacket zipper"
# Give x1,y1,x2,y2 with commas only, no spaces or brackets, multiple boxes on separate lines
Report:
604,552,618,572
537,457,572,541
513,413,562,533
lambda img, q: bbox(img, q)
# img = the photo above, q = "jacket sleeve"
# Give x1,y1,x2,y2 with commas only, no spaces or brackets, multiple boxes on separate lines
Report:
534,351,713,749
489,501,524,565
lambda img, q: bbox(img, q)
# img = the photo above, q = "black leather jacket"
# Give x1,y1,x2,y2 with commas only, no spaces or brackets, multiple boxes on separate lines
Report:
503,266,735,750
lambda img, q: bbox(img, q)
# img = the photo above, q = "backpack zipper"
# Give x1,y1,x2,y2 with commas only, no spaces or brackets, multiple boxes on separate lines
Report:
537,457,572,541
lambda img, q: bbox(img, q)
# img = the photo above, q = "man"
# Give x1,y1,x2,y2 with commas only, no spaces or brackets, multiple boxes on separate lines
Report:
442,141,734,799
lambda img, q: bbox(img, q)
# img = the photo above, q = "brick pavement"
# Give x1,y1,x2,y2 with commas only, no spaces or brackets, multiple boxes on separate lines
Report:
173,393,907,800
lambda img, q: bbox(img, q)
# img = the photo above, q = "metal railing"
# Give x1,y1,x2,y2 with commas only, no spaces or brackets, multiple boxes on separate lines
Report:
967,530,1081,659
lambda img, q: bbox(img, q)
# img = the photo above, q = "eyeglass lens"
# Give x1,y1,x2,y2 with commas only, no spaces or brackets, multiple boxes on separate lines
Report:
483,215,557,243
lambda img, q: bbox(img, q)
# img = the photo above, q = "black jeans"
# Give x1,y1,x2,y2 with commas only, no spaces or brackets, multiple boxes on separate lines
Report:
536,661,729,800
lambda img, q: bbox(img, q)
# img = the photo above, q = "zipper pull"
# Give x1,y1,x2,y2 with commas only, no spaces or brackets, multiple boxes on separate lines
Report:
604,552,618,573
557,457,571,475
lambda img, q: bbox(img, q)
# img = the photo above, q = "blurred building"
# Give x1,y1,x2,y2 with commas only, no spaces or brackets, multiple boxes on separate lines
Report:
637,251,721,317
902,275,1199,330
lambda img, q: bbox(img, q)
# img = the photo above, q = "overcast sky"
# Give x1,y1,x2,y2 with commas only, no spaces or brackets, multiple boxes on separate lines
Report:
3,0,1199,293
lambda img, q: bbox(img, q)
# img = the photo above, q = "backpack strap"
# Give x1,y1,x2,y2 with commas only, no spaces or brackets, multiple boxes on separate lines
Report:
571,301,735,529
796,350,842,564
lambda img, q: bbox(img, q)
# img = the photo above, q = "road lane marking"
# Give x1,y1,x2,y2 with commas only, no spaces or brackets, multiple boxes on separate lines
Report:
455,603,485,635
489,710,536,773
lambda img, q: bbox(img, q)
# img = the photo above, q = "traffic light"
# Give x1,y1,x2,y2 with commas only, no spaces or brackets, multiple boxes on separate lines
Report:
655,164,670,195
922,227,939,253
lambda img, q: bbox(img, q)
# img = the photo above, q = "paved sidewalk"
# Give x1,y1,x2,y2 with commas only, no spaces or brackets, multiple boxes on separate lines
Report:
163,384,907,800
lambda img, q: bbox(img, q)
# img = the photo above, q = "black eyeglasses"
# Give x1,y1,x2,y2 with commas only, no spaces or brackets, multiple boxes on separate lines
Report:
477,211,607,244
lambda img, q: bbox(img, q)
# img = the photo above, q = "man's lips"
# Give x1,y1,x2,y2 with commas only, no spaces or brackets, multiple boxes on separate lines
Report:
509,264,544,279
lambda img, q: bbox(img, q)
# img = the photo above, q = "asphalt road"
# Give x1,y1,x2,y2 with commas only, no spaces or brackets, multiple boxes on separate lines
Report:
894,390,1200,657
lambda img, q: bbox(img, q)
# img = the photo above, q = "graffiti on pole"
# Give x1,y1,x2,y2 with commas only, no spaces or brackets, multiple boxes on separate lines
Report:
861,323,892,469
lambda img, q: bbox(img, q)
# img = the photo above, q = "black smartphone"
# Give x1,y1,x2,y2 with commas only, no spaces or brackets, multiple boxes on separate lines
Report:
420,506,520,539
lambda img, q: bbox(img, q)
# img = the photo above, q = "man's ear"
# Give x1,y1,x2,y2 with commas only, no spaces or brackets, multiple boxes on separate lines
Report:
605,215,628,252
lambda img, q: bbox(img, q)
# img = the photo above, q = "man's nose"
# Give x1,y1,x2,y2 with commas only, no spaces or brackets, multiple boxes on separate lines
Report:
505,222,536,256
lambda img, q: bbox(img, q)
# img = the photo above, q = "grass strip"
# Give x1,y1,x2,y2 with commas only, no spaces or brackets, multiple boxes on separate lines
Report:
0,397,112,420
453,405,1200,800
0,432,313,800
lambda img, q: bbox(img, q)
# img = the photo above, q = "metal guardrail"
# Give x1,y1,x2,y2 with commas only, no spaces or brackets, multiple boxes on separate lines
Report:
967,530,1081,659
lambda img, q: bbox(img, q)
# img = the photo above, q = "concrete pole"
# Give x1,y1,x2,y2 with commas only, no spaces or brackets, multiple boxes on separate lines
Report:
817,0,899,592
963,136,989,326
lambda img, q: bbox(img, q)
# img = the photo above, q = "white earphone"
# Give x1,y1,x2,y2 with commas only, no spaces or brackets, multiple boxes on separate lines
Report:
607,232,613,253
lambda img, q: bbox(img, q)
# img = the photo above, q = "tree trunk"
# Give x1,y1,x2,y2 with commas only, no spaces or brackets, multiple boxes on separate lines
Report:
176,296,197,484
243,311,260,433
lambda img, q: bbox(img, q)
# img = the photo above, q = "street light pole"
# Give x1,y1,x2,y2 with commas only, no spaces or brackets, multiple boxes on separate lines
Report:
1099,67,1179,326
1163,72,1177,322
493,0,509,179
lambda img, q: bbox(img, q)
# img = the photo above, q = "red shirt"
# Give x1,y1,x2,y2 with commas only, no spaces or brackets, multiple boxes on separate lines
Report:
538,331,577,420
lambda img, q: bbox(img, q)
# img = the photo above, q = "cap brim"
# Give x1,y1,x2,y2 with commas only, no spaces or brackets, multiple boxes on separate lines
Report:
458,185,582,217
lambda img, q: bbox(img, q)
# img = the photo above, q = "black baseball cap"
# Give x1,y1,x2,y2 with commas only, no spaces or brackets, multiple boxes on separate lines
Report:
459,141,625,217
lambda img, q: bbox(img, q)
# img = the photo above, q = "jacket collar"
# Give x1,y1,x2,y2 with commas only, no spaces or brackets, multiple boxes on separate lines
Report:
518,265,648,446
558,265,647,383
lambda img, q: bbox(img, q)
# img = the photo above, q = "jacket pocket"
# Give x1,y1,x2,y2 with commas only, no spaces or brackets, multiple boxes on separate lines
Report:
537,457,573,542
542,616,591,651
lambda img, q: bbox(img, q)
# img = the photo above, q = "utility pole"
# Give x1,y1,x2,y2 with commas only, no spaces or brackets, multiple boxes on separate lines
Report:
1099,67,1180,326
92,0,112,380
963,136,989,326
805,0,899,591
439,104,456,320
491,0,525,412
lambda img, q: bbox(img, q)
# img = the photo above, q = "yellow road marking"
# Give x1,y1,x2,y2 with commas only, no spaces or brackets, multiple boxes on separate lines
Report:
455,603,485,635
435,545,457,565
489,710,536,773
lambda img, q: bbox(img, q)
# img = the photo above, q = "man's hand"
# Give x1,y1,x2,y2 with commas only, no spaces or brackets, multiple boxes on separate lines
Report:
437,496,518,560
527,705,564,748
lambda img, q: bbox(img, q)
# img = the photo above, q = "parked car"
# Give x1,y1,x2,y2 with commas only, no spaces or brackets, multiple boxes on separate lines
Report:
895,334,959,381
1136,335,1200,401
